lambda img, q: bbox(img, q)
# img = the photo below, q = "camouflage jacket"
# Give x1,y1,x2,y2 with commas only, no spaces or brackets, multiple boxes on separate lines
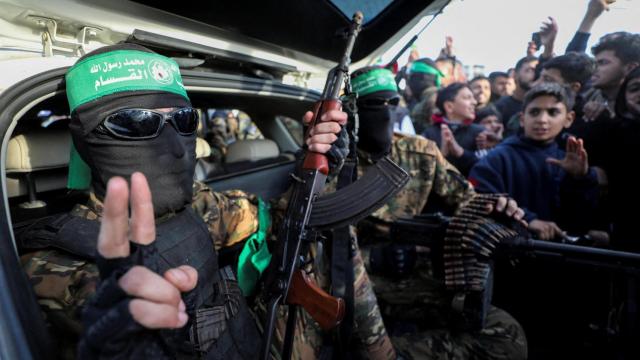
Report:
20,181,259,356
360,133,475,223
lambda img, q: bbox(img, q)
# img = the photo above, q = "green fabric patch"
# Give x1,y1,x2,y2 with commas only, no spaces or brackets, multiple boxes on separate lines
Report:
237,198,272,296
67,143,92,190
352,68,398,97
410,61,444,77
66,50,188,112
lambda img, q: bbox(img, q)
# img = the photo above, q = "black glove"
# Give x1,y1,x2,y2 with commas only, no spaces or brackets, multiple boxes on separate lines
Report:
77,243,174,359
325,124,350,177
369,244,417,278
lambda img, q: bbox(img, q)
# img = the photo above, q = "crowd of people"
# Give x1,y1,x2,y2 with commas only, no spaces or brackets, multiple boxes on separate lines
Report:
392,0,639,250
16,0,640,359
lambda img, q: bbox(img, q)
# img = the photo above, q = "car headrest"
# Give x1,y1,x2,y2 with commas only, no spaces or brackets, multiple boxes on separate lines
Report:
225,139,279,163
6,129,71,173
195,137,211,159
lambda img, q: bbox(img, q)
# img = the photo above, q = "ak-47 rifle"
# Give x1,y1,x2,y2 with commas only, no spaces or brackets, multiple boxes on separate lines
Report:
260,12,410,360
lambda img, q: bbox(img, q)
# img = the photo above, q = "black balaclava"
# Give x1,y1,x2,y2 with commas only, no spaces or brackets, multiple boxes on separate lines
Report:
357,91,396,160
66,43,194,217
351,67,399,160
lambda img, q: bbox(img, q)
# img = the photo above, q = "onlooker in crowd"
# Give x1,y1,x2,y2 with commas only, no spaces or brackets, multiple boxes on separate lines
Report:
489,71,510,102
592,67,640,251
494,56,539,127
506,68,517,96
515,52,596,137
568,0,617,54
435,36,468,87
583,32,640,122
474,106,504,152
578,32,640,169
469,83,599,240
422,83,486,175
469,75,493,111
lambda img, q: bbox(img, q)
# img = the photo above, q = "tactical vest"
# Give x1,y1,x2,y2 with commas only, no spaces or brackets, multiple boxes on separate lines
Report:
19,207,260,359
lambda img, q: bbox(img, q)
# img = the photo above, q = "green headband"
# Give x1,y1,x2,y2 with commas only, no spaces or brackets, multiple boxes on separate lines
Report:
352,68,398,96
65,49,188,112
410,61,444,77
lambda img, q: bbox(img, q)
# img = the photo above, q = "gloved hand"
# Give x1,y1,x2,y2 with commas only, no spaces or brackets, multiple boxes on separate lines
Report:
78,243,174,359
369,244,417,278
77,173,197,359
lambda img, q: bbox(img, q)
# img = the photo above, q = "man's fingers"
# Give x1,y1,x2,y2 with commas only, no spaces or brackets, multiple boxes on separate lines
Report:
118,266,182,307
551,223,564,237
129,299,188,329
495,196,507,212
320,110,348,125
302,111,314,125
505,199,518,217
130,172,156,245
98,177,130,259
308,143,332,153
312,121,342,135
164,265,199,293
307,133,338,148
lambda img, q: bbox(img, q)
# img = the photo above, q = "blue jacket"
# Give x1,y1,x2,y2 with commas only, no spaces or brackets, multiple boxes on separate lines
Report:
468,135,599,231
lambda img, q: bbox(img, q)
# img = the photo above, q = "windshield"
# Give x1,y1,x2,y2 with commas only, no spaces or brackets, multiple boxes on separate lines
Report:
329,0,394,24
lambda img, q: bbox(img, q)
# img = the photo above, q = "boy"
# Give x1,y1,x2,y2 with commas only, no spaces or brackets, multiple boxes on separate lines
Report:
421,82,486,175
469,83,599,240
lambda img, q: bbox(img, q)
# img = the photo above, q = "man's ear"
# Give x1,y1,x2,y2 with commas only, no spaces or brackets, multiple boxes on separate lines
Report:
564,110,576,128
443,101,454,116
570,82,582,94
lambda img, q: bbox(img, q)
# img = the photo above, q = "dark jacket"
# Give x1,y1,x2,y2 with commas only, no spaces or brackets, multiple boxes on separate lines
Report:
468,135,599,233
421,115,485,176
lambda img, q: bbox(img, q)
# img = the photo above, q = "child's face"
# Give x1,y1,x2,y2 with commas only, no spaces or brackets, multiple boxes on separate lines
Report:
479,115,504,136
446,87,477,121
520,95,573,144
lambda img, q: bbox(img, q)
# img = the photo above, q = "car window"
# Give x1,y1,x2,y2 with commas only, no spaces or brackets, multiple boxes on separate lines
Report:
278,115,304,146
202,109,263,161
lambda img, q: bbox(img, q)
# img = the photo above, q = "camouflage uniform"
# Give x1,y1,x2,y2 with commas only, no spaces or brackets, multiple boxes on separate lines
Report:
20,181,259,359
358,133,527,360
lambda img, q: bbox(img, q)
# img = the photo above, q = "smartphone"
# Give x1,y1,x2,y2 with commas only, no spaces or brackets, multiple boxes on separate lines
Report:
531,32,542,48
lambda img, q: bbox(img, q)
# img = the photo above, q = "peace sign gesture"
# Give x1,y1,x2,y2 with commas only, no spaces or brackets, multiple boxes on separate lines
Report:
79,172,198,357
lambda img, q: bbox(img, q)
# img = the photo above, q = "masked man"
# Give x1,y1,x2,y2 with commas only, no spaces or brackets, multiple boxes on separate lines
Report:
20,43,346,358
347,66,528,360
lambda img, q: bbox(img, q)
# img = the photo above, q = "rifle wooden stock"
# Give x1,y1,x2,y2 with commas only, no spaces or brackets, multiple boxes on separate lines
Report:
286,270,345,330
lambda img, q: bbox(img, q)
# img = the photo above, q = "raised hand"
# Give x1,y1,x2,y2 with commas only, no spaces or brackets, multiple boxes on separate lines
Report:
587,0,616,18
79,173,199,357
440,124,464,158
546,136,589,178
539,16,558,57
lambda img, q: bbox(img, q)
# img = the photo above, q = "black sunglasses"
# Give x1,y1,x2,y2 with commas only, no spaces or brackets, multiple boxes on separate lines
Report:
357,96,401,109
99,107,199,140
